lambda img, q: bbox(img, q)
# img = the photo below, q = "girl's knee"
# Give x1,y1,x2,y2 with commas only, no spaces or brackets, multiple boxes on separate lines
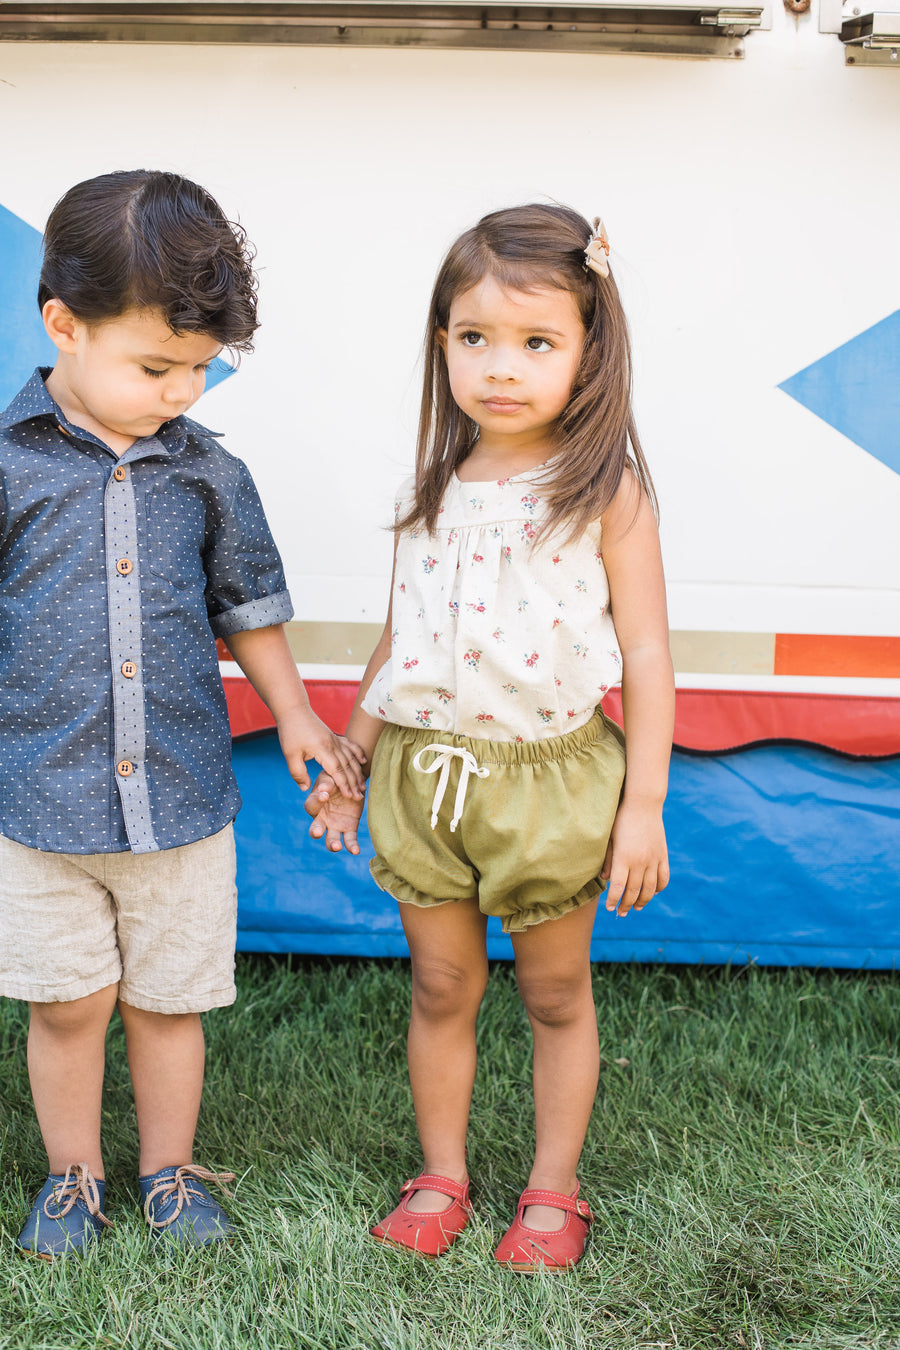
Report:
516,969,593,1027
411,955,487,1018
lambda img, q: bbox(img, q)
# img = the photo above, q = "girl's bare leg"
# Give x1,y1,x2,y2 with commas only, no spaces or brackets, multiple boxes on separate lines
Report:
398,898,488,1212
117,1002,205,1175
27,983,119,1176
511,898,600,1231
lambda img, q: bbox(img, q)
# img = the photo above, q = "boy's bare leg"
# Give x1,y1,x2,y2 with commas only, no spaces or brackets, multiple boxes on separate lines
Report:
511,898,600,1232
117,1003,205,1175
28,983,119,1176
398,898,489,1213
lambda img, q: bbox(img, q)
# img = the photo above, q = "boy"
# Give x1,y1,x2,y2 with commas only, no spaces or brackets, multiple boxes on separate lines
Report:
0,170,365,1257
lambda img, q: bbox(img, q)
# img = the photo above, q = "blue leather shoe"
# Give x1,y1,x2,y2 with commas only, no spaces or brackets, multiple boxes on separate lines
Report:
17,1165,113,1260
140,1164,235,1245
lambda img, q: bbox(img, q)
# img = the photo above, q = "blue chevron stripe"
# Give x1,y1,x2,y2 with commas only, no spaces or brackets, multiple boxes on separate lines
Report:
779,310,900,476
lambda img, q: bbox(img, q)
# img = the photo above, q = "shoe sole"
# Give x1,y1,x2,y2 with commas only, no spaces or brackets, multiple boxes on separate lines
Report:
370,1230,442,1259
499,1259,572,1273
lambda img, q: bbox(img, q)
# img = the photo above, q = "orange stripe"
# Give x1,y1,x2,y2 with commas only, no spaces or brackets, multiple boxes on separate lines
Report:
774,634,900,678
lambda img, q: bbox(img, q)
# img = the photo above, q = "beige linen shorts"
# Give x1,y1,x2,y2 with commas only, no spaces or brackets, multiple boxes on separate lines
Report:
0,825,238,1013
368,708,626,933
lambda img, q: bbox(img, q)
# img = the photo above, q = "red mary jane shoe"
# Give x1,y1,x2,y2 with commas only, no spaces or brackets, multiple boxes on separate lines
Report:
494,1185,593,1272
371,1173,472,1258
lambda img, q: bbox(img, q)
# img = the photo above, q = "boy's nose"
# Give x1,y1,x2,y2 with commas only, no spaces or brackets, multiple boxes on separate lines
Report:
165,369,205,405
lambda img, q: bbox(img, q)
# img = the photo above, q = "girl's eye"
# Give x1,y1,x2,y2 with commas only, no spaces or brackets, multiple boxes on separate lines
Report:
142,366,168,379
525,337,552,353
461,331,486,347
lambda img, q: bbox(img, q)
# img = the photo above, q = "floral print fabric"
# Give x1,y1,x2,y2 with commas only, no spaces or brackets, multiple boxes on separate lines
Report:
363,468,622,742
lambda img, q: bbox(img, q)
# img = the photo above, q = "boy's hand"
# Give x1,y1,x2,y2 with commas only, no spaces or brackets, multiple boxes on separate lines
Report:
600,802,669,917
277,708,366,800
304,772,366,854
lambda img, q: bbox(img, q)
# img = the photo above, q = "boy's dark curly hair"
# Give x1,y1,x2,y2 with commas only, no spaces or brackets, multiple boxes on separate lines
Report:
38,170,258,351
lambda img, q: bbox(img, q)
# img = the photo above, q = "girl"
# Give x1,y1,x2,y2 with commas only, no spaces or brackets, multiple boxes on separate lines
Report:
307,204,673,1272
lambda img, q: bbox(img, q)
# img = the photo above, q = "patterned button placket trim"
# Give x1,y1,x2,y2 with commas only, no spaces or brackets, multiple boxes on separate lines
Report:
104,451,157,852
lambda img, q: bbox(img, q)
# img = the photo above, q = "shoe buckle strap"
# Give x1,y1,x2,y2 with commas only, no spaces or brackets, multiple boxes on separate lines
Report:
400,1173,470,1206
44,1163,114,1229
412,744,489,832
143,1164,236,1229
519,1188,593,1224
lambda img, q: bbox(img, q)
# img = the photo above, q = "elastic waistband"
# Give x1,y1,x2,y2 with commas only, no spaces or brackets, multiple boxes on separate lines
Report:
385,706,624,768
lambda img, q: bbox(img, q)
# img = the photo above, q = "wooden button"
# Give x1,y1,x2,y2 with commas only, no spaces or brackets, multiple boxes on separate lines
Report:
116,558,133,576
117,759,134,777
113,466,127,482
121,661,137,678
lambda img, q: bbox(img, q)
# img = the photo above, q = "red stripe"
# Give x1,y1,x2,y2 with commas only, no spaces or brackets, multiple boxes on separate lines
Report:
224,678,900,757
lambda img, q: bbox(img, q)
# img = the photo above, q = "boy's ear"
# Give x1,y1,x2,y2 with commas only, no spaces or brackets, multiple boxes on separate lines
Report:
42,298,81,354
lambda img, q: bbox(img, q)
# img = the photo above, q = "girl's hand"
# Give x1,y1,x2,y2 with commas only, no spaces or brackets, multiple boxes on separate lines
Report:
600,802,669,917
277,709,367,799
304,772,366,854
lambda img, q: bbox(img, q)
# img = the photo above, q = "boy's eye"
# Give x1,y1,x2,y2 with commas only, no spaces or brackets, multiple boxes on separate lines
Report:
141,366,168,379
525,337,552,353
461,331,486,348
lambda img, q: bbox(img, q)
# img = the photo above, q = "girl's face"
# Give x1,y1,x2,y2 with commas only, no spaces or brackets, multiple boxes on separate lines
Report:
438,276,585,457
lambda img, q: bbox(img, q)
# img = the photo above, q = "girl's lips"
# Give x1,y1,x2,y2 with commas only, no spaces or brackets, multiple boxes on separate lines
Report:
482,398,525,413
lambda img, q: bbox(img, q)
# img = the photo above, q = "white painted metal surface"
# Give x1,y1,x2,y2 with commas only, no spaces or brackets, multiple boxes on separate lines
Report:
0,7,898,681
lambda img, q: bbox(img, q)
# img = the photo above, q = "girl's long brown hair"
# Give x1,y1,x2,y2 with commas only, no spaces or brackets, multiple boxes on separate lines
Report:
397,203,656,542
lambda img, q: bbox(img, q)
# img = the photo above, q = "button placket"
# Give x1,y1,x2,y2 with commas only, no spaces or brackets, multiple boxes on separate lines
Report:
104,459,156,851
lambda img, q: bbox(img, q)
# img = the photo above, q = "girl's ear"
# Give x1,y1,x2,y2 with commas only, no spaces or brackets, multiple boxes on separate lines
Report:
436,327,448,355
42,298,82,355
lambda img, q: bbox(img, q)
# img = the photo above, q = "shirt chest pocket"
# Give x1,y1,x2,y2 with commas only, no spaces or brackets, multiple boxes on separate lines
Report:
143,483,208,590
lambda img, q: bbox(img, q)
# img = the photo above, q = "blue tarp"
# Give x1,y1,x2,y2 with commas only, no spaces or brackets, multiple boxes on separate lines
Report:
233,735,900,968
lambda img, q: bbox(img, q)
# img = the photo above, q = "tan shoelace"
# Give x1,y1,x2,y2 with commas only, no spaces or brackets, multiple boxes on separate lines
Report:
43,1163,114,1228
143,1164,236,1229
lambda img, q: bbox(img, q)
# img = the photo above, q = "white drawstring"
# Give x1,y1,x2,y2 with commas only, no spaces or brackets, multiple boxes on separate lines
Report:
412,743,490,832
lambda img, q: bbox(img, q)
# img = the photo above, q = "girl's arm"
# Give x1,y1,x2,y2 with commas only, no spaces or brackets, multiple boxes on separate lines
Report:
599,472,674,917
304,542,398,854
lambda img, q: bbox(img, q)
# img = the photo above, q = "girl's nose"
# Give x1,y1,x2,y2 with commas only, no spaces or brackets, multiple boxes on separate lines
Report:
485,347,520,382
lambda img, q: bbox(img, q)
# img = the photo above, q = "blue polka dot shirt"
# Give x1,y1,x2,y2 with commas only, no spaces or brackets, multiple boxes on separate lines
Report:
0,370,293,854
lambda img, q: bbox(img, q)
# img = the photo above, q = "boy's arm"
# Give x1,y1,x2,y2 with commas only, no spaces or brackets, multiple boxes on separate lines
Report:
223,624,366,799
304,542,398,854
304,626,394,855
599,474,674,918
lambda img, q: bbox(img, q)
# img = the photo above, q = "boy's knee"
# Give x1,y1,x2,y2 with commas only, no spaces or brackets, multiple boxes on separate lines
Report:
30,983,118,1034
411,956,487,1017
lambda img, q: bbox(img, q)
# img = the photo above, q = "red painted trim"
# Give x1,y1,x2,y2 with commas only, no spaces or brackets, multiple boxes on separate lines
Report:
224,678,900,756
668,688,899,757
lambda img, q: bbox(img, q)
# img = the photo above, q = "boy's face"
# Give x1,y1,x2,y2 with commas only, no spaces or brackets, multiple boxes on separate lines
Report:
44,305,222,453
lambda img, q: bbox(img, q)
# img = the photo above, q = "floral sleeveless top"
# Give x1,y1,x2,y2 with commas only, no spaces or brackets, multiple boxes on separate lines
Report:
362,468,622,743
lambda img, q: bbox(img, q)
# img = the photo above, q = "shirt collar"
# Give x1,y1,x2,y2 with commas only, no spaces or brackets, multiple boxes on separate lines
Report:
0,368,222,450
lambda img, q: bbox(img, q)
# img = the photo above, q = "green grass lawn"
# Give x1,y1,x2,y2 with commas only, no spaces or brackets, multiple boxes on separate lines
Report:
1,958,899,1349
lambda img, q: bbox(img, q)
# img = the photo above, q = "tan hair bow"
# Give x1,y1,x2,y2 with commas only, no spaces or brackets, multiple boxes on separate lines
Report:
583,218,610,278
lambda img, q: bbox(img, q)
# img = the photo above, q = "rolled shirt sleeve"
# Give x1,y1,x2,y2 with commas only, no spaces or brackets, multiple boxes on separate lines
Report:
204,459,294,637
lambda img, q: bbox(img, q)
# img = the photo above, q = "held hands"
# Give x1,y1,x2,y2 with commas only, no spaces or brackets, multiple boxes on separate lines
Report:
600,801,670,918
277,707,367,801
304,772,366,855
